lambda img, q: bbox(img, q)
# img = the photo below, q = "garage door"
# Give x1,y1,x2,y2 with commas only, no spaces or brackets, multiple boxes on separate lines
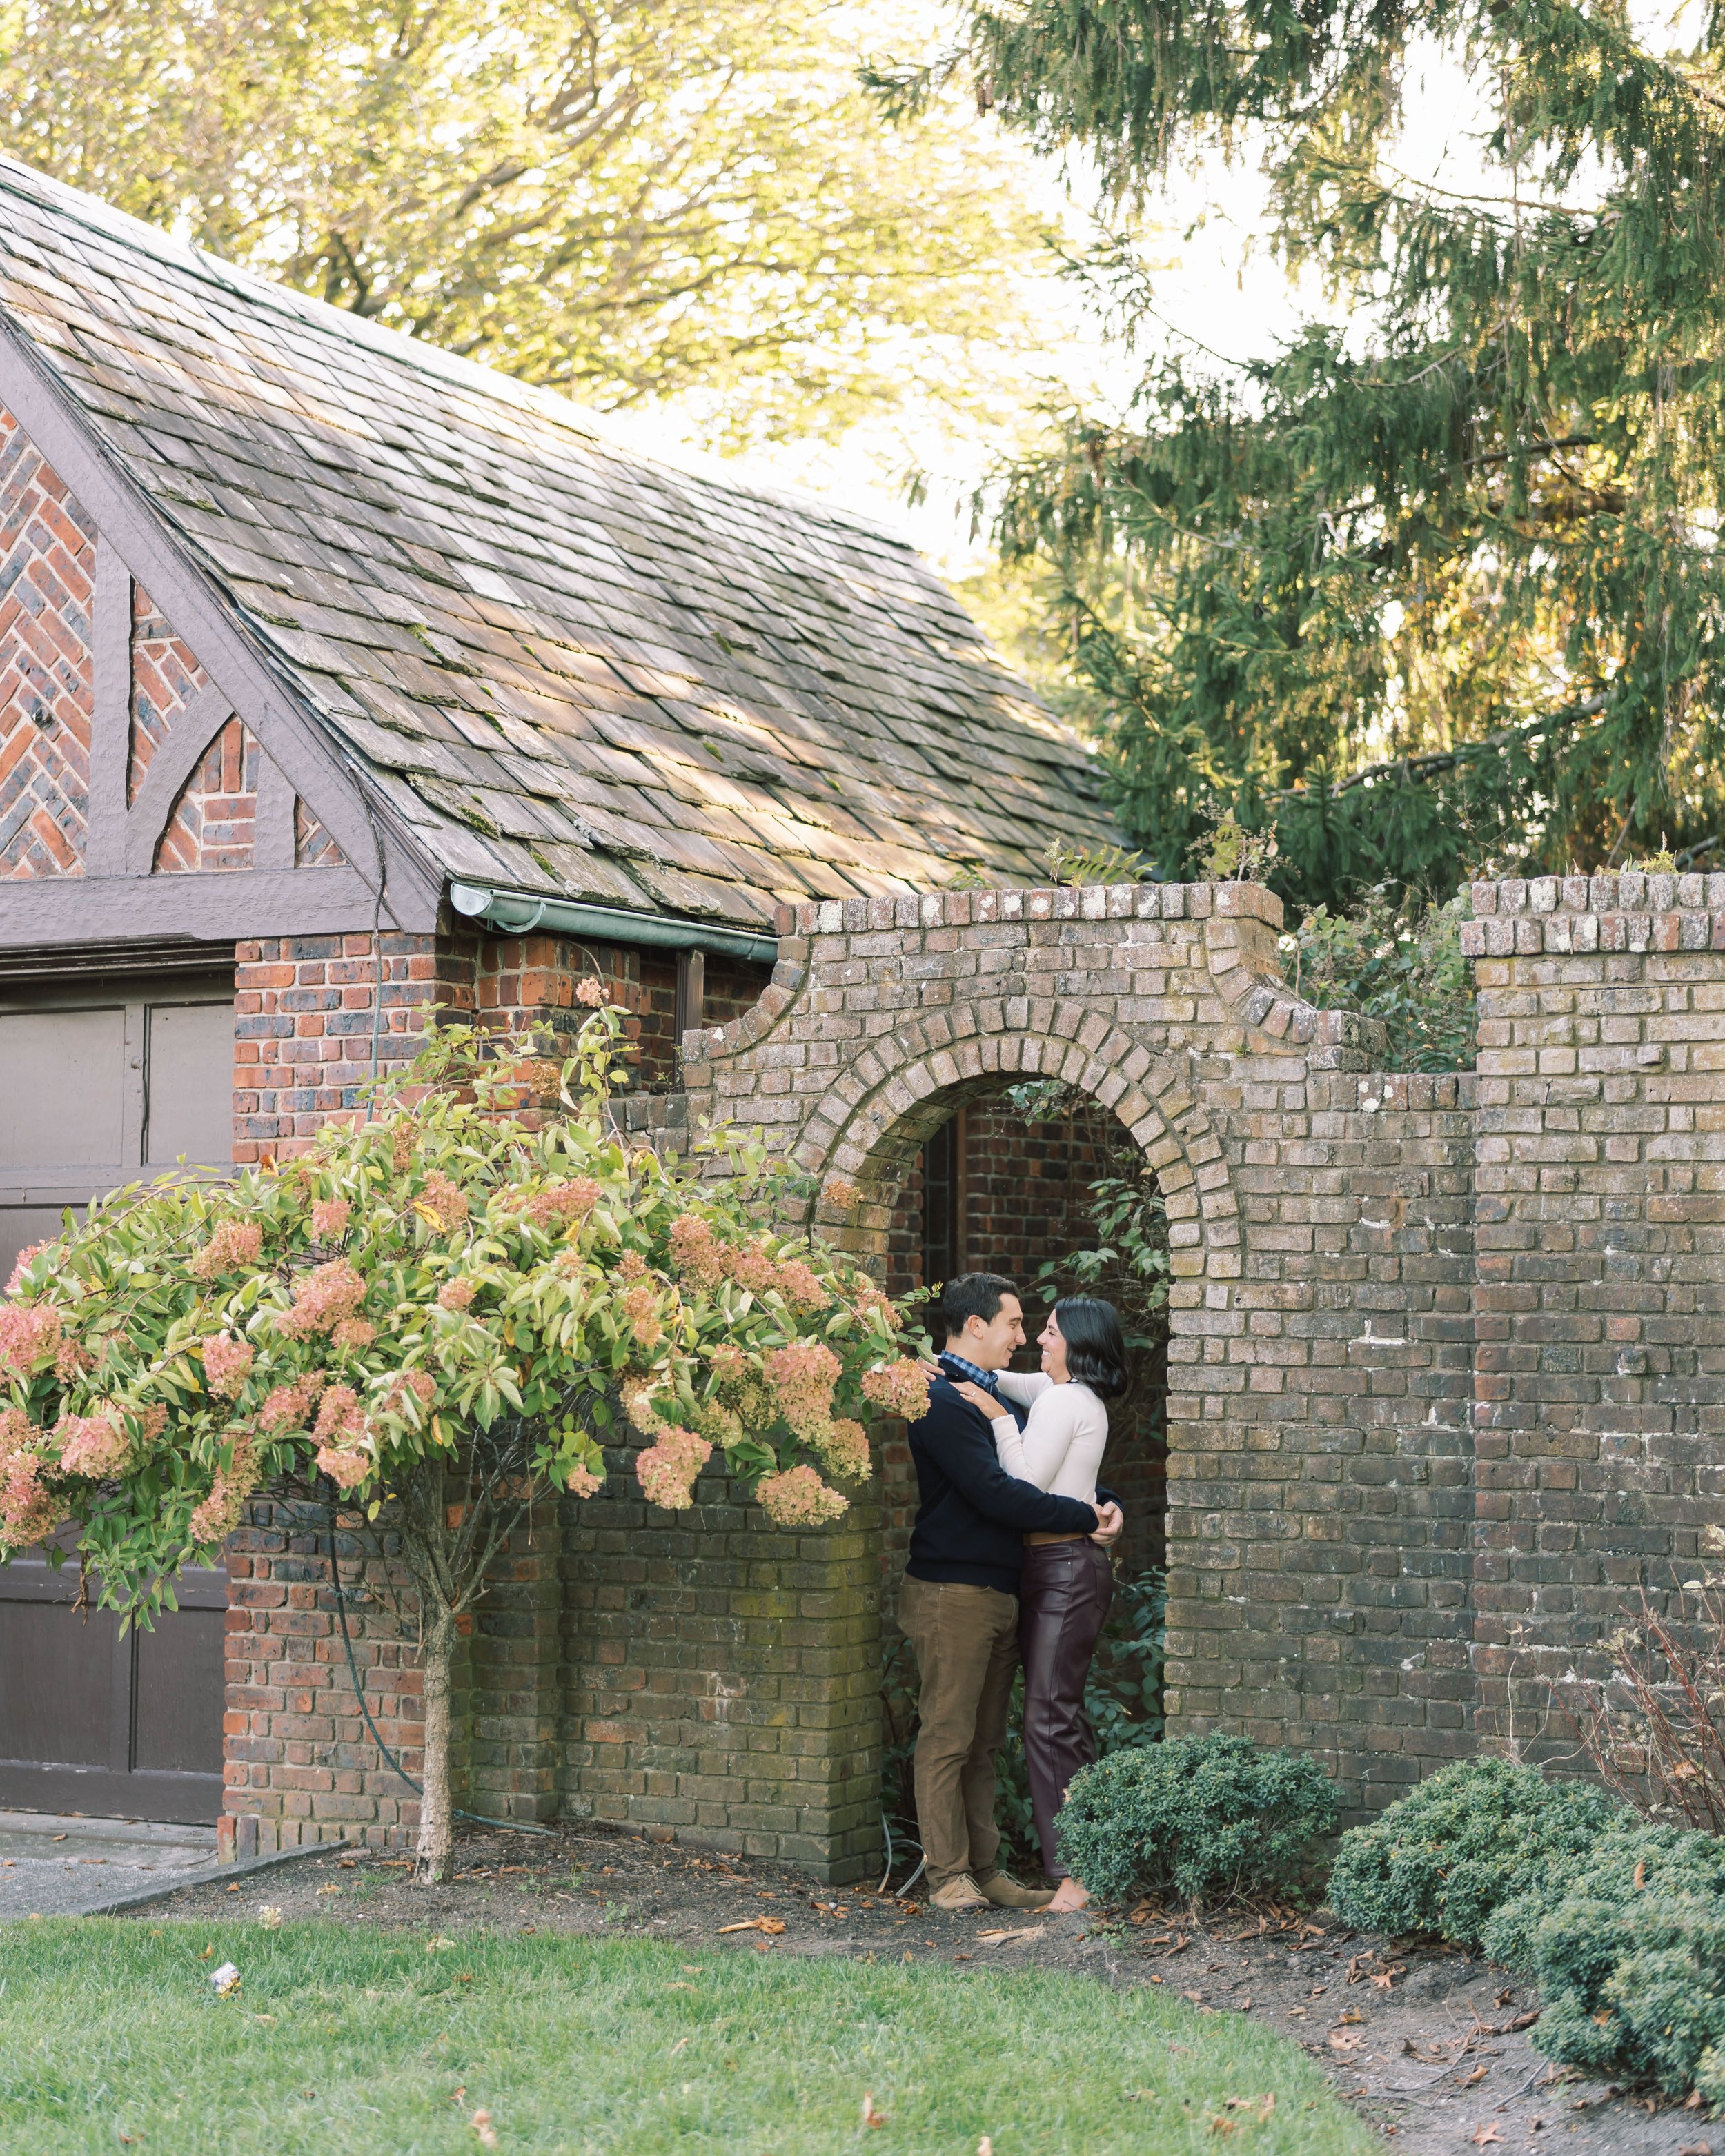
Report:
0,969,234,1821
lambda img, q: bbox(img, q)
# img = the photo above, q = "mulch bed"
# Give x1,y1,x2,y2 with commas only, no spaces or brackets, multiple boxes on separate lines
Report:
123,1821,1715,2156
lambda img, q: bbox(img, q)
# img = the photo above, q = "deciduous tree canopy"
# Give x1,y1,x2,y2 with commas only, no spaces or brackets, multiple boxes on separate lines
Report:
879,0,1725,906
0,0,1048,448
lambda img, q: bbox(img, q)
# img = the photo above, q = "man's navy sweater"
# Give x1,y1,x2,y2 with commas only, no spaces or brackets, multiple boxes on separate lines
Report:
904,1375,1100,1595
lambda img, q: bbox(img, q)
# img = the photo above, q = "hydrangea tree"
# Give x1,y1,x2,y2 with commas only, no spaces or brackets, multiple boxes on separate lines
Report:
0,1005,929,1881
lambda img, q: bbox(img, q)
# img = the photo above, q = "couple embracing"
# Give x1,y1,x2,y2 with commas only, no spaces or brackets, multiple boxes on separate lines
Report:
900,1272,1129,1915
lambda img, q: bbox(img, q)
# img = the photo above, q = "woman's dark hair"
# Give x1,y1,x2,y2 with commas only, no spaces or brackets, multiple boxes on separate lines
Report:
1053,1296,1129,1398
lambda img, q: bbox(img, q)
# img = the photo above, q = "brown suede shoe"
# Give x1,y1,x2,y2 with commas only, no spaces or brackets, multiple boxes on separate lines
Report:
975,1870,1056,1911
928,1873,990,1913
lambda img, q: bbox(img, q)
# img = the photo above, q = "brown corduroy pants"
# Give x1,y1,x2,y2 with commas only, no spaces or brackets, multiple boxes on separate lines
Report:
898,1574,1020,1890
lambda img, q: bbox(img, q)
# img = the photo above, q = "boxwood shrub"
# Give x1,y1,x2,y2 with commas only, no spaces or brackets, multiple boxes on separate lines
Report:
1481,1823,1725,2101
1325,1758,1627,1948
1056,1733,1339,1906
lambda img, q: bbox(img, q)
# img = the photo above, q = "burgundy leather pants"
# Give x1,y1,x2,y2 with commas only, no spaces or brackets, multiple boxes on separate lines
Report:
1019,1537,1114,1881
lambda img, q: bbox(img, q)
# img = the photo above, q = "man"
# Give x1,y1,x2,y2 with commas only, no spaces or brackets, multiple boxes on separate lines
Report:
899,1272,1123,1913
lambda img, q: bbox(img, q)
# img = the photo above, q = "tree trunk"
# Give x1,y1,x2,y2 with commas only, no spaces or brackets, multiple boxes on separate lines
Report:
413,1601,458,1885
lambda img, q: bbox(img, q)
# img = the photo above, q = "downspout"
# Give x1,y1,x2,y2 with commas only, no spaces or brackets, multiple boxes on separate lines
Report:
448,882,779,966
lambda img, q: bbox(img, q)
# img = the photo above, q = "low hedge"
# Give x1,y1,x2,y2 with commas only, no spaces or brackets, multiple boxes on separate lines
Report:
1326,1758,1627,1948
1482,1823,1725,2101
1056,1733,1339,1906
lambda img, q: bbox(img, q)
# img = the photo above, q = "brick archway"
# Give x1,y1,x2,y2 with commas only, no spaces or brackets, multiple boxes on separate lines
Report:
673,878,1427,1806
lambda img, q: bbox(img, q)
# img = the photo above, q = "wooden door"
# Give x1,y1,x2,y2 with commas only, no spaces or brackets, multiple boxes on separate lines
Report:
0,969,234,1821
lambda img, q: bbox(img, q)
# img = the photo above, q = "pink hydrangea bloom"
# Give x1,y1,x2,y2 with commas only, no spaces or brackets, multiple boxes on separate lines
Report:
724,1239,779,1296
310,1197,351,1242
276,1260,366,1340
4,1240,46,1295
756,1464,848,1528
621,1280,664,1352
55,1411,130,1480
201,1334,254,1399
525,1178,600,1230
618,1249,648,1282
667,1215,724,1287
332,1318,377,1352
0,1301,61,1378
575,976,606,1007
861,1358,934,1421
634,1425,711,1510
0,1448,62,1547
815,1417,870,1483
259,1383,310,1434
54,1336,91,1382
418,1171,469,1232
765,1341,841,1441
313,1385,366,1445
566,1463,602,1499
437,1278,476,1311
316,1445,371,1491
622,1381,667,1436
190,1218,264,1283
822,1178,859,1213
775,1259,829,1310
190,1438,258,1545
0,1406,35,1461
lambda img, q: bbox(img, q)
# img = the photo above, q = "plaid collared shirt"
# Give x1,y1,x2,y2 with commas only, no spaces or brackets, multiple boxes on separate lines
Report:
937,1351,1025,1429
937,1349,999,1394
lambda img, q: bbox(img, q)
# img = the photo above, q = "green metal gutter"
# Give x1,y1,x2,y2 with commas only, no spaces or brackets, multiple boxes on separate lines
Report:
448,882,780,965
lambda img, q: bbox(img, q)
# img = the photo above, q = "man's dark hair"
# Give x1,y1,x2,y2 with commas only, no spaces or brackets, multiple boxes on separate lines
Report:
1054,1296,1130,1399
937,1272,1018,1341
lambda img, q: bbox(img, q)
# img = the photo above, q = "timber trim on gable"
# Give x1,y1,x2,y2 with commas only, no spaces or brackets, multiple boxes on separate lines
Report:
0,317,446,947
0,315,387,889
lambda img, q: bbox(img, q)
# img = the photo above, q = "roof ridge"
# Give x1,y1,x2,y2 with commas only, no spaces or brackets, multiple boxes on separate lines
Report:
0,152,917,553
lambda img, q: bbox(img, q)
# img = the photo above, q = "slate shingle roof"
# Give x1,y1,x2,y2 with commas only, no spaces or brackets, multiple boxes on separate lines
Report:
0,157,1117,927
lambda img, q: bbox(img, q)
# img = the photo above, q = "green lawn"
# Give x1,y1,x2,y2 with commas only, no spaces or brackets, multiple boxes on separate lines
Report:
0,1922,1378,2155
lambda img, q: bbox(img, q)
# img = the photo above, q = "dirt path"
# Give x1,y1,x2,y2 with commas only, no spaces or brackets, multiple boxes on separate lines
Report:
121,1823,1716,2155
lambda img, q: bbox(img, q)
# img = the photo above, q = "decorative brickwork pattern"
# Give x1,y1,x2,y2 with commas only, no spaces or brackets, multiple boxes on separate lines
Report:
155,714,262,872
293,798,346,868
0,404,92,877
128,579,209,802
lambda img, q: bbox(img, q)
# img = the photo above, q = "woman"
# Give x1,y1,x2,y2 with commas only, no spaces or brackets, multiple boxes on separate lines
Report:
949,1296,1129,1912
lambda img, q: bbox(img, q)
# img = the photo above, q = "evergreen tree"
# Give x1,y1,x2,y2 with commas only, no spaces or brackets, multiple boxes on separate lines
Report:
875,1,1725,904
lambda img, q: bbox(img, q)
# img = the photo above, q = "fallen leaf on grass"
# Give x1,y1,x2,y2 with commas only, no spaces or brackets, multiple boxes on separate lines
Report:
978,2140,994,2155
1220,2095,1276,2124
976,1928,1041,1946
426,1937,456,1954
1468,2126,1503,2147
862,2093,887,2128
1328,2033,1363,2053
257,1907,282,1930
669,2037,689,2057
718,1917,785,1935
1679,2142,1713,2155
315,1884,341,1897
1462,2066,1488,2088
471,2109,499,2149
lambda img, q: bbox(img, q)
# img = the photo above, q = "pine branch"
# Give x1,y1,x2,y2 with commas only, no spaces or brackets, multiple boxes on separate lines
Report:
1321,696,1606,799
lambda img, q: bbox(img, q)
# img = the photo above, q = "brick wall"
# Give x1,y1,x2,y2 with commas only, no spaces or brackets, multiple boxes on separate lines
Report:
223,920,878,1876
1461,873,1725,1753
218,872,1725,1866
